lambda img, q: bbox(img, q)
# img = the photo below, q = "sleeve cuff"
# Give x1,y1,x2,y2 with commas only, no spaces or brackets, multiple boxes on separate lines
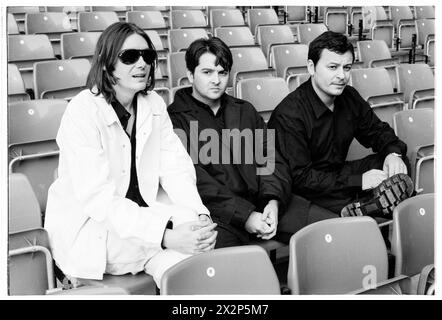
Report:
231,198,256,228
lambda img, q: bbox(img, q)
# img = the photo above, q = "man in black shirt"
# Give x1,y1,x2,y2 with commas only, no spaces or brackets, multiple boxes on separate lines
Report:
268,31,413,219
168,38,313,247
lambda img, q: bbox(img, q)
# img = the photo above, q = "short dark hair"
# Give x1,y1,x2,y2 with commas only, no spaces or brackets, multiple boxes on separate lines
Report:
185,37,233,74
86,22,157,104
308,31,355,65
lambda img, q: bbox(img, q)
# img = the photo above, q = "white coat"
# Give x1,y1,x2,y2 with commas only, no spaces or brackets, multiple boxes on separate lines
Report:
44,89,209,280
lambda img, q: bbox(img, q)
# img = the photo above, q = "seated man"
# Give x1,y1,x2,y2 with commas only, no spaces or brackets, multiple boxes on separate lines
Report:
168,37,310,247
268,31,413,219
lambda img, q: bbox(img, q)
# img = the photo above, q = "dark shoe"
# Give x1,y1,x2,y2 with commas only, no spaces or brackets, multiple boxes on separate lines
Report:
341,173,414,218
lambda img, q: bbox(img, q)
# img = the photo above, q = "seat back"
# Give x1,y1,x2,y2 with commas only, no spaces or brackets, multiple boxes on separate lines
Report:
270,44,308,78
78,11,119,32
325,7,348,34
392,193,434,277
391,6,414,29
414,6,435,19
257,24,295,60
351,67,394,100
33,59,91,100
210,9,245,30
126,11,167,30
168,28,208,52
397,63,434,107
168,52,189,88
8,63,30,102
297,23,328,45
286,6,307,23
229,46,269,88
393,108,434,161
171,9,207,29
415,19,435,48
246,8,279,36
415,156,434,194
287,73,310,92
214,26,255,47
8,13,20,34
61,32,101,60
357,40,392,67
161,245,280,294
236,77,289,121
288,217,388,294
25,12,72,35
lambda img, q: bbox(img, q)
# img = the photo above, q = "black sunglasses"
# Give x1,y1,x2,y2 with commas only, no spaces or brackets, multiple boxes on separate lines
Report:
118,49,157,65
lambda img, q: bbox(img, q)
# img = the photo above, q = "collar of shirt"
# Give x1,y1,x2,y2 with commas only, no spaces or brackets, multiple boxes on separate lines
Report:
110,94,138,131
306,79,336,119
189,91,228,118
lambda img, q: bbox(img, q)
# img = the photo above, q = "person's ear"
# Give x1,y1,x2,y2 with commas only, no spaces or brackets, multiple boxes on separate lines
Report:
186,70,194,84
307,59,315,76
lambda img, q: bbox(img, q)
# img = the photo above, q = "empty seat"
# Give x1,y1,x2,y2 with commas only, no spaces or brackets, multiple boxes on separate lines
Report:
33,59,91,100
285,6,308,23
415,19,435,50
287,72,310,92
171,9,207,29
397,63,434,109
126,11,168,31
91,6,129,21
414,6,435,19
168,52,190,88
390,6,416,50
8,63,30,102
270,43,308,79
78,11,119,32
246,8,280,36
297,23,328,45
144,30,168,86
391,194,434,281
415,155,434,194
168,28,208,52
8,13,20,34
160,245,281,294
288,217,388,294
61,32,101,60
256,24,295,61
8,6,41,33
214,26,255,47
210,8,245,32
8,34,56,90
325,7,349,34
46,6,88,31
236,77,289,122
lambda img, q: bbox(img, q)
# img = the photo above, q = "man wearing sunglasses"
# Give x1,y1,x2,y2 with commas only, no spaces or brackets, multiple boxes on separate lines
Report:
168,38,313,247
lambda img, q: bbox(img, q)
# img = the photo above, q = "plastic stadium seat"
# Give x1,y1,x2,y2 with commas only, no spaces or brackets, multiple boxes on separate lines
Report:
8,34,56,90
91,6,129,21
45,6,88,31
390,6,416,50
392,194,434,279
230,46,275,95
78,11,119,32
287,72,310,92
256,24,295,61
414,6,435,19
214,26,255,47
285,6,308,23
349,6,363,35
236,77,290,121
171,9,207,29
325,7,349,34
168,52,190,88
397,63,434,109
8,99,68,211
246,8,280,36
144,30,168,85
126,11,168,32
8,63,30,102
160,245,281,295
168,28,208,52
270,43,308,79
296,23,328,45
33,59,91,100
78,273,156,295
8,6,40,33
210,9,245,32
415,19,435,50
288,217,389,294
61,32,101,60
426,39,435,67
415,155,434,194
350,68,405,126
8,13,20,34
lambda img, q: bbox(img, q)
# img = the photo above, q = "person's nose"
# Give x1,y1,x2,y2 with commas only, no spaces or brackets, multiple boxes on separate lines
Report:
211,72,220,84
336,66,345,79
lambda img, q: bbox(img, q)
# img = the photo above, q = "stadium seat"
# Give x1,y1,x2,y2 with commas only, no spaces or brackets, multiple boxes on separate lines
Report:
270,43,308,79
236,77,289,121
349,6,363,35
8,34,56,91
154,87,171,106
350,68,405,126
246,8,280,36
144,29,168,82
393,108,434,184
126,10,168,33
426,39,435,67
296,23,328,45
287,72,310,92
415,19,435,51
325,7,349,34
171,9,207,29
391,194,434,292
288,217,388,294
414,6,435,19
61,32,101,60
33,59,91,100
78,11,119,32
91,6,129,21
230,46,275,95
285,6,308,23
415,155,434,194
210,8,245,33
390,6,416,50
8,99,68,212
256,24,295,62
8,13,20,35
8,63,31,102
214,26,255,47
25,12,73,56
160,245,281,294
45,6,88,31
168,28,208,52
8,6,41,33
397,63,434,109
168,52,190,88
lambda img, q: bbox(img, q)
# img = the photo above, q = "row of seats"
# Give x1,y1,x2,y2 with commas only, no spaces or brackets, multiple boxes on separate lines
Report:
8,171,434,295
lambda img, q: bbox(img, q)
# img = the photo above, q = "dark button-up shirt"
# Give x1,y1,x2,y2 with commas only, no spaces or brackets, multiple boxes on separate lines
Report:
268,78,406,200
111,95,148,207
